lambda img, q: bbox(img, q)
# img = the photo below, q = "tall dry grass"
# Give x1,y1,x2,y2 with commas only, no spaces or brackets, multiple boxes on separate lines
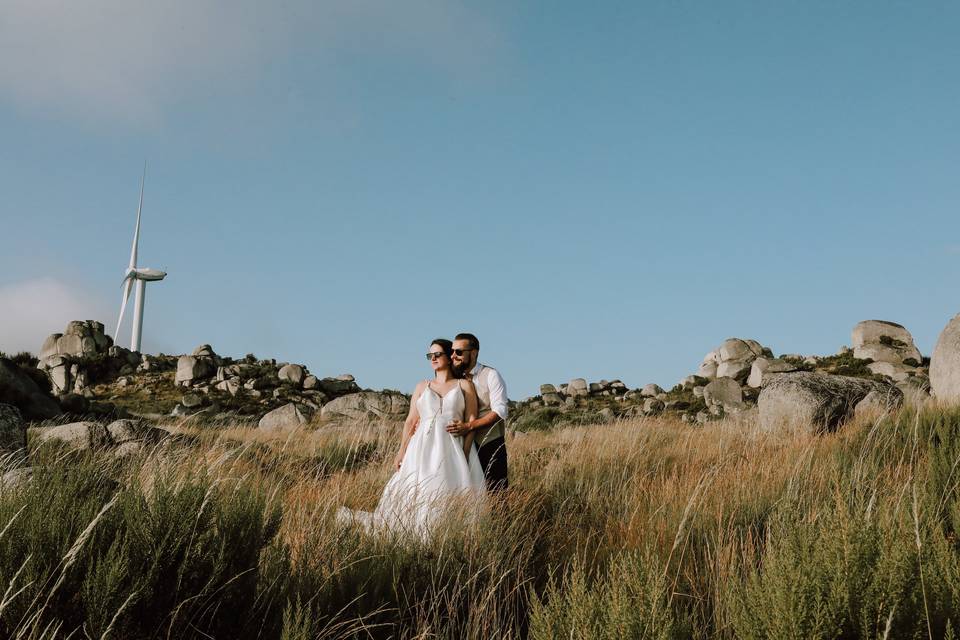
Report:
5,402,960,638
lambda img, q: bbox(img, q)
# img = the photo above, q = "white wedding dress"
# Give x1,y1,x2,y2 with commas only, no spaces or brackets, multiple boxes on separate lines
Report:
338,381,486,537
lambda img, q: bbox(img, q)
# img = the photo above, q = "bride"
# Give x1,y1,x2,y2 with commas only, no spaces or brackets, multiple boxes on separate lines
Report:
338,338,487,536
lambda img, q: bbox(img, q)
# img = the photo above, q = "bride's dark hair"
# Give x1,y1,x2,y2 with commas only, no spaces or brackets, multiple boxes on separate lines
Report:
430,338,461,378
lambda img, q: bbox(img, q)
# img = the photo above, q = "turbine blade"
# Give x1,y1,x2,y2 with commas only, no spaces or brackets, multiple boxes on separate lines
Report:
129,163,145,269
116,276,134,337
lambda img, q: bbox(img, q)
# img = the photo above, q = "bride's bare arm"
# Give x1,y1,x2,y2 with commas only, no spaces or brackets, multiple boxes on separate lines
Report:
396,381,425,470
460,380,479,458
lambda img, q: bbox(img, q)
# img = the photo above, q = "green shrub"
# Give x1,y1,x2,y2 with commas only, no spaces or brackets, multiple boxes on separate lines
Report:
0,453,281,639
879,335,909,349
815,351,886,381
529,550,687,640
513,407,563,432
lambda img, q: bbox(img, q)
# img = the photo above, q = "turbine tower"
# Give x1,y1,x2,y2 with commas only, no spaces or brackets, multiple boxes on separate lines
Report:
116,166,166,353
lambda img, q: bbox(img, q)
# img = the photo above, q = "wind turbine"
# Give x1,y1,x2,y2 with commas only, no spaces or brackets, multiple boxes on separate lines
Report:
116,166,166,353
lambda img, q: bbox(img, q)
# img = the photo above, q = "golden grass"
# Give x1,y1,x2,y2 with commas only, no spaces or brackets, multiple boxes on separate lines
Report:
11,400,960,638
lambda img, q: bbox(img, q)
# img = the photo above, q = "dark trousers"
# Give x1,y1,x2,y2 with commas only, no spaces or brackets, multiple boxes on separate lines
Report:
476,437,508,492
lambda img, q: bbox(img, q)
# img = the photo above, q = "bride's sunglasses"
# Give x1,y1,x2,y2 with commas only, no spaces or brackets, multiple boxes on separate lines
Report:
426,352,446,361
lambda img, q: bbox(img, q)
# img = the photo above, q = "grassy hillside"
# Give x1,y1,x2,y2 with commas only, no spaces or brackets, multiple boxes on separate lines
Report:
5,403,960,638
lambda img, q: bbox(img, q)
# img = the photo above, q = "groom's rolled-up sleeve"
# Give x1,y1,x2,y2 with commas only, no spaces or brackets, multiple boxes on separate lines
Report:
486,369,509,421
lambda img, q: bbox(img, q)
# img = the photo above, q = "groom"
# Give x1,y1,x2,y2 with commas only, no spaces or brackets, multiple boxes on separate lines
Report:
447,333,509,491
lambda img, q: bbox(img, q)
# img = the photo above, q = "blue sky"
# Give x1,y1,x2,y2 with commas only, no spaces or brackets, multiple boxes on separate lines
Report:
1,1,958,398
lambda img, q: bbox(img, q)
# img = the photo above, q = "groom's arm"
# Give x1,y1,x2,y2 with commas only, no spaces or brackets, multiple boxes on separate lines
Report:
448,369,508,435
465,410,502,432
472,368,508,430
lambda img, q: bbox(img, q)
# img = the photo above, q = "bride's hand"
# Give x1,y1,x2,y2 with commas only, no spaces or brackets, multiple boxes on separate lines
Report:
394,450,404,470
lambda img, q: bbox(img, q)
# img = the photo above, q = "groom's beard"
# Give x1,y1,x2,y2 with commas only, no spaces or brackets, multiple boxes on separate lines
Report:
452,362,468,378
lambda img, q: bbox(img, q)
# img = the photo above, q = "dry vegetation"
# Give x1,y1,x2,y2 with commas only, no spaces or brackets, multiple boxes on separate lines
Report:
6,402,960,638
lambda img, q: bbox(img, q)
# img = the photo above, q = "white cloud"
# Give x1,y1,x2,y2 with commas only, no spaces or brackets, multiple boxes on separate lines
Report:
0,277,113,355
0,0,503,125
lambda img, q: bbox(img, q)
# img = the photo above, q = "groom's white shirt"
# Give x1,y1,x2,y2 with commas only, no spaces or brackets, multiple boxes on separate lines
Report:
471,362,508,447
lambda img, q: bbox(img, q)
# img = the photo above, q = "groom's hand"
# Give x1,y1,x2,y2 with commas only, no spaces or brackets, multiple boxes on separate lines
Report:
446,420,472,436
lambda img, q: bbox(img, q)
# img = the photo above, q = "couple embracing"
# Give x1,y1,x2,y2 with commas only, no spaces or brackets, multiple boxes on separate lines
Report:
339,333,508,537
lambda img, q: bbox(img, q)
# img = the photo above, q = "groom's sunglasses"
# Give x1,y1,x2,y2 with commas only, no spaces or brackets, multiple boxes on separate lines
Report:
452,348,474,356
426,352,446,361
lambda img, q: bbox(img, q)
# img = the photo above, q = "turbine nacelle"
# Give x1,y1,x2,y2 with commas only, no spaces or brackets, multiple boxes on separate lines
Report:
123,267,167,282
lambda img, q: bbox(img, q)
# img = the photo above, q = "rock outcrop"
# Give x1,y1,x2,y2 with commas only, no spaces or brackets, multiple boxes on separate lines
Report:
698,339,772,383
0,358,60,420
320,391,410,423
758,372,902,434
36,322,154,400
852,320,924,382
40,320,112,359
931,313,960,404
852,320,922,364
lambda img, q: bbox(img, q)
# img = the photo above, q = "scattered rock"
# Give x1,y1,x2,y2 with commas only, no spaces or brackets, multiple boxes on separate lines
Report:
854,389,904,418
0,404,26,453
58,393,89,414
181,393,204,409
643,398,665,415
747,357,799,388
317,376,361,396
867,361,917,383
320,391,410,423
114,442,143,458
170,403,198,417
215,379,242,396
758,372,902,434
258,403,315,432
703,377,744,412
543,392,563,406
0,467,32,491
641,383,664,397
566,378,589,397
106,419,168,445
35,421,111,450
192,344,218,358
175,356,214,387
680,375,708,389
278,364,306,387
697,360,719,380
